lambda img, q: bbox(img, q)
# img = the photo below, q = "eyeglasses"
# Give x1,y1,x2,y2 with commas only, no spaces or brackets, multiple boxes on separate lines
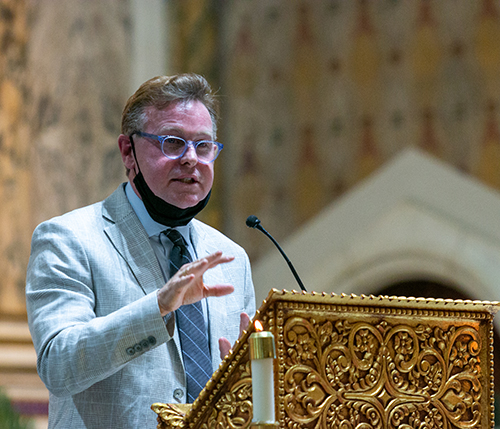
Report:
131,131,223,164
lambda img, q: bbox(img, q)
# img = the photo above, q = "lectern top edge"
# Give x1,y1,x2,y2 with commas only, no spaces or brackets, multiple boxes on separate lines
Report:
263,287,500,314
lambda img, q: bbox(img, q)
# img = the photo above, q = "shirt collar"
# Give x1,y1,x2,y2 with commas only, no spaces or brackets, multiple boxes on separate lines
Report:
125,182,190,239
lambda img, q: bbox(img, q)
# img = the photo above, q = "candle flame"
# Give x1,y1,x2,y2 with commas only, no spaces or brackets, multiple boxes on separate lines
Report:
254,320,263,331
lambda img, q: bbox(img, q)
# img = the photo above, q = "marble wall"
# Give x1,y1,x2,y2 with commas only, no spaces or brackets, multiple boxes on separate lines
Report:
0,0,131,316
28,0,130,224
0,0,33,316
217,0,500,263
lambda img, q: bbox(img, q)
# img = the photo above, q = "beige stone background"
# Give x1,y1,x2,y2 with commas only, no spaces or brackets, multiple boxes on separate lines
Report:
3,0,500,425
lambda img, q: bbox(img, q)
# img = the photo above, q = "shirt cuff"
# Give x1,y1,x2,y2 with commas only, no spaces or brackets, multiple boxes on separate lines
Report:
162,310,175,336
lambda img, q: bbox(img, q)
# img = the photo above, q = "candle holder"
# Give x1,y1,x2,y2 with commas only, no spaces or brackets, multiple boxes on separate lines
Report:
249,322,277,427
249,329,275,360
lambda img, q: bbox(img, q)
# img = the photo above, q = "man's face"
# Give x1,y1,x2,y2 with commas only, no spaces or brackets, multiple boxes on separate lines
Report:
127,100,215,209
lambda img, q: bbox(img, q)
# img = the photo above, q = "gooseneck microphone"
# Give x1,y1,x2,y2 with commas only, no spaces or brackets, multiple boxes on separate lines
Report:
246,215,307,292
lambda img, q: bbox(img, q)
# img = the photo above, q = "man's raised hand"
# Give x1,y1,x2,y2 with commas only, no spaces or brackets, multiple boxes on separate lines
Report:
157,251,234,317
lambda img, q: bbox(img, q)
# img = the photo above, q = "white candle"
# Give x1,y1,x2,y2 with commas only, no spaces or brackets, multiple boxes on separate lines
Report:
249,321,276,424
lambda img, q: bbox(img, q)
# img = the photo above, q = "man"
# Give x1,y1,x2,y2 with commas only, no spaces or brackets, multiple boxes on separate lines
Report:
26,73,256,428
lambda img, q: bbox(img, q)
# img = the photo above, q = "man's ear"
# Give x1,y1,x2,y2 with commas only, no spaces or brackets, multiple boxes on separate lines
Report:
118,134,136,172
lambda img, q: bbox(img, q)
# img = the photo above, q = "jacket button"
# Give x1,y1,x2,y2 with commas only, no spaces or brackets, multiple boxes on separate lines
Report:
140,339,149,349
173,388,184,401
126,347,135,356
134,344,142,353
148,336,157,346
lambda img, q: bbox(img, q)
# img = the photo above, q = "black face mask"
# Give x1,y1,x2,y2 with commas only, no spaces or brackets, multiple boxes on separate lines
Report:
129,133,211,227
133,172,211,227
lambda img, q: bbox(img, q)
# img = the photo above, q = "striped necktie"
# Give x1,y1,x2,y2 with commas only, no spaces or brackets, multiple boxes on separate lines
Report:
164,229,213,403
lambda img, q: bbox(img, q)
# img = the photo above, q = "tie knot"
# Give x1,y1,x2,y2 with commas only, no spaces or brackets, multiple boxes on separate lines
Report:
165,229,186,247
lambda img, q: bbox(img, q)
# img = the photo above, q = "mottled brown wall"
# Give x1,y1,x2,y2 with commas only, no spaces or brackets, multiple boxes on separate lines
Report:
0,0,131,317
28,0,130,224
216,0,500,261
0,0,30,315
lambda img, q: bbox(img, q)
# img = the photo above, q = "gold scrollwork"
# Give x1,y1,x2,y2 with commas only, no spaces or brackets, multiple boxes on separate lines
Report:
282,316,482,428
151,403,191,429
204,361,253,429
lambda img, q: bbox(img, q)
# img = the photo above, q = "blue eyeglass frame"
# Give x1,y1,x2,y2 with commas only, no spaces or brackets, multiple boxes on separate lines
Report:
131,131,224,164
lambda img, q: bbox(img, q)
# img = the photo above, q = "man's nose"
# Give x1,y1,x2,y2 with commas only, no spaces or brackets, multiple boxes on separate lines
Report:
180,142,198,164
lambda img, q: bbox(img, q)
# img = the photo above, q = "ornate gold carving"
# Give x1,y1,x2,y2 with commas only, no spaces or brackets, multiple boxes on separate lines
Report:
151,403,191,429
203,362,253,429
281,314,483,428
152,290,499,429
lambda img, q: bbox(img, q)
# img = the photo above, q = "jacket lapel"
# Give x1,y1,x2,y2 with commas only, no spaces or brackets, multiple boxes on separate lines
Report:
102,184,164,296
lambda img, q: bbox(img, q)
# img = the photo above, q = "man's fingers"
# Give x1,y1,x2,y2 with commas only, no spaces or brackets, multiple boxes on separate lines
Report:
218,312,251,360
239,312,251,335
204,284,234,298
218,337,231,360
158,251,235,316
200,251,235,268
179,252,234,276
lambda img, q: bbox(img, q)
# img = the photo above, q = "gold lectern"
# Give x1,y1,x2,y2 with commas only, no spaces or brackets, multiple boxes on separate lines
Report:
152,289,500,428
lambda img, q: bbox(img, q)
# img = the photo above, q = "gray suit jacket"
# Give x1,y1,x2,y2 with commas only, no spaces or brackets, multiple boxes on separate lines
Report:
26,184,256,428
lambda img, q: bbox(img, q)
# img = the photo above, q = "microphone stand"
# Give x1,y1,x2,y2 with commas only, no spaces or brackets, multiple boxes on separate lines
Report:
246,216,307,292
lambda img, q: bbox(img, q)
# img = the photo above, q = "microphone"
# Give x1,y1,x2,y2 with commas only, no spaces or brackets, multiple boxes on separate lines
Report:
246,215,307,292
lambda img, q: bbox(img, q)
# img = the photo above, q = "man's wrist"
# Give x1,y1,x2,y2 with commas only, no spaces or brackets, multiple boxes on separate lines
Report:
157,291,175,336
